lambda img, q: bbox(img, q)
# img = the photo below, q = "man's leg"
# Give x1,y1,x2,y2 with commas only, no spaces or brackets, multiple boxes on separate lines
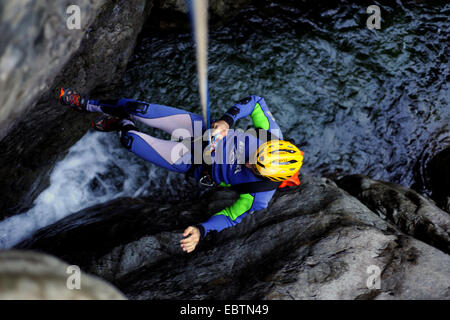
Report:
59,88,204,137
88,98,204,138
119,120,192,173
59,89,196,173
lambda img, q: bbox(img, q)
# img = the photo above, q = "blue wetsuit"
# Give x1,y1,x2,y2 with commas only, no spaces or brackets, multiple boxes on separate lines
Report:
88,95,282,238
195,96,283,238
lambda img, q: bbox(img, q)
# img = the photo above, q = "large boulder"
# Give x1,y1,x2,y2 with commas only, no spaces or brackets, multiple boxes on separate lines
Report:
17,175,450,299
260,226,450,300
337,174,450,253
0,250,125,299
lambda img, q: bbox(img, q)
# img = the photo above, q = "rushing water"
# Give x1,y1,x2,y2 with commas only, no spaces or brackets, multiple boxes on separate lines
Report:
1,1,448,248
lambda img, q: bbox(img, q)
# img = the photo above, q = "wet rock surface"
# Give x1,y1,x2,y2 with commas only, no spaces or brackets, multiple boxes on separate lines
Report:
426,147,450,213
260,227,450,300
0,0,107,139
17,175,450,299
0,250,125,299
337,174,450,253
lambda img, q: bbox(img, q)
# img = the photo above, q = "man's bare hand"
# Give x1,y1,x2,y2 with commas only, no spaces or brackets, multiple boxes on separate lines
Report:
180,226,201,253
212,120,229,139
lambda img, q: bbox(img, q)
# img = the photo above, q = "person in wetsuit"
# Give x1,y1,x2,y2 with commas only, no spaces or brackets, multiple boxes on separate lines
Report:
59,88,304,253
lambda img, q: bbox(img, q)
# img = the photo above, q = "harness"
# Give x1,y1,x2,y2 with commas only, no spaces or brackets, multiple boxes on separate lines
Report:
185,130,300,193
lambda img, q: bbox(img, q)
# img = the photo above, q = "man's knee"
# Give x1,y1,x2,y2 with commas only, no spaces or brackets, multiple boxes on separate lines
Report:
120,132,134,150
124,101,149,115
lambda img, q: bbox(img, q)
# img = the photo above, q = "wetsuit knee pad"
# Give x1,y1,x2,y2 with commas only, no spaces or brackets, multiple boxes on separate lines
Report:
120,132,134,150
99,99,129,118
125,101,149,115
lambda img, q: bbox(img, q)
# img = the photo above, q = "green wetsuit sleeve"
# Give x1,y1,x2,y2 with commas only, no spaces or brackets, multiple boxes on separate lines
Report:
199,194,255,236
214,193,254,221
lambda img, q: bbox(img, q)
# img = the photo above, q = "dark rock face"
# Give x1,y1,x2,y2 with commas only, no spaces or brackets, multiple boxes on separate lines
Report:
412,129,450,214
17,175,450,299
0,0,153,218
337,174,450,254
254,226,450,300
426,147,450,213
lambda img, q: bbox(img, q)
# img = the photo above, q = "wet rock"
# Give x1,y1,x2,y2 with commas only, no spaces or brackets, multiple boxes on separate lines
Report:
17,175,450,299
0,0,107,139
0,250,125,299
337,174,450,253
0,0,153,218
426,147,450,213
260,227,450,300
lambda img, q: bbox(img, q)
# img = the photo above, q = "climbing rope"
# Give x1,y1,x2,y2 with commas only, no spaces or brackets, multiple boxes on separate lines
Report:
186,0,211,142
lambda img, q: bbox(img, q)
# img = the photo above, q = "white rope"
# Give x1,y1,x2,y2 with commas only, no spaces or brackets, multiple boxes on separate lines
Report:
189,0,210,135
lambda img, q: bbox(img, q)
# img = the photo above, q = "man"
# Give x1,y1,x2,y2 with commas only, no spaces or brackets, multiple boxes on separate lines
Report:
59,88,304,253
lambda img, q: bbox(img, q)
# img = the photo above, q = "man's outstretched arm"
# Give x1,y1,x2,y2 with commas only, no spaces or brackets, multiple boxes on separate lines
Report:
180,190,275,253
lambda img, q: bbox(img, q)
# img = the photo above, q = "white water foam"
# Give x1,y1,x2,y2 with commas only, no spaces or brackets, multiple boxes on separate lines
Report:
0,130,166,249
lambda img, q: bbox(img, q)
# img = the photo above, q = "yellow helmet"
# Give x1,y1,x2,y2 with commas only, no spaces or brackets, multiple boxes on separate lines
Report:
253,140,304,182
